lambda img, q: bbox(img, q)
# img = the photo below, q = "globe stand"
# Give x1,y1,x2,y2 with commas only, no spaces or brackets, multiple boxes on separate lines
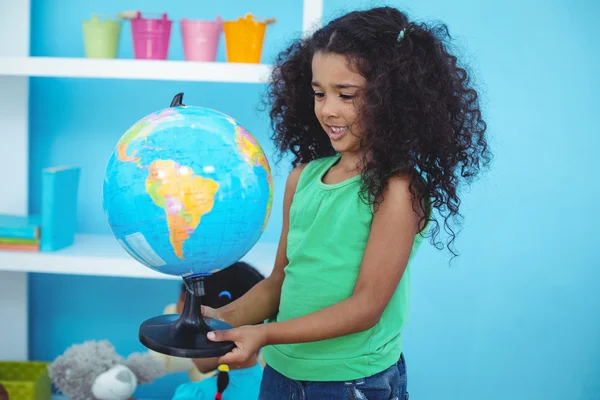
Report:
139,275,236,358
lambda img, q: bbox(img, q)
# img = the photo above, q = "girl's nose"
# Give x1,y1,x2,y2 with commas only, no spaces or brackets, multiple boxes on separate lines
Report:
321,97,339,119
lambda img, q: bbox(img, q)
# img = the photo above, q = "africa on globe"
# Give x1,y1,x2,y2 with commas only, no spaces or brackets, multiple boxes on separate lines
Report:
102,93,273,278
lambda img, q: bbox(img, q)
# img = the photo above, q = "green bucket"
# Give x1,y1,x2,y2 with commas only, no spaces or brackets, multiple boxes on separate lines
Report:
82,14,121,58
0,361,51,400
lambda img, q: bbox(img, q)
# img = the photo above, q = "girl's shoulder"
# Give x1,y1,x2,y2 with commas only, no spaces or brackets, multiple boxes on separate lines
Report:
294,155,339,192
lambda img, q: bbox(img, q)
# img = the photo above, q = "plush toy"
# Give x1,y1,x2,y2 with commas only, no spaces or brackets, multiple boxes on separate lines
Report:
48,340,165,400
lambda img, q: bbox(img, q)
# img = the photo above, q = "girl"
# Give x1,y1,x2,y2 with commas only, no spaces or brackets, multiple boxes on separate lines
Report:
204,6,491,399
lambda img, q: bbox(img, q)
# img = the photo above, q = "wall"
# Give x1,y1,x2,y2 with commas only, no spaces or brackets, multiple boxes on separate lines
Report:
322,0,600,399
27,0,600,399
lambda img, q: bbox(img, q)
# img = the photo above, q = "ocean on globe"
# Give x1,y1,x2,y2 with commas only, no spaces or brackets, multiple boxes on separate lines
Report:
102,104,273,278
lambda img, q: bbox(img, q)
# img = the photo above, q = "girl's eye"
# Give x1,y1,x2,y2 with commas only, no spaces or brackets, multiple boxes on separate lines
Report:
340,94,354,100
313,92,325,99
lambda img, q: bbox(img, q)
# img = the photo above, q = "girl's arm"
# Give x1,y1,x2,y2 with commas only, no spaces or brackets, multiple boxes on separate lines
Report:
208,176,424,359
261,176,422,345
211,164,306,328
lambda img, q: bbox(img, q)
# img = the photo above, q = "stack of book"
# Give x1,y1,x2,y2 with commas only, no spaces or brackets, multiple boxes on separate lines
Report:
0,165,80,253
0,214,41,251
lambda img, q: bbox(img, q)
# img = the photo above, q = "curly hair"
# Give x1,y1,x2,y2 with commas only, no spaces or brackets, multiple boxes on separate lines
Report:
264,6,492,256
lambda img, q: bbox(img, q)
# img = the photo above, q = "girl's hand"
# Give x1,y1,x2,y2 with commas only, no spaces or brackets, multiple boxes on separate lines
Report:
200,305,220,320
207,325,267,367
202,305,236,327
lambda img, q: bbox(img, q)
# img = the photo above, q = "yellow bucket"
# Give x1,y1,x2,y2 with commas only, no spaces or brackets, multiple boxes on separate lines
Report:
223,14,275,63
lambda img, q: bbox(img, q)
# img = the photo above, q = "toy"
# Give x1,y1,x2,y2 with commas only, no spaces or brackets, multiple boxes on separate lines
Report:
48,340,165,400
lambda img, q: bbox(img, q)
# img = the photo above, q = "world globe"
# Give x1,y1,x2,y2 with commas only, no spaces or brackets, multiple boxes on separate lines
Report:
102,93,273,358
102,93,273,278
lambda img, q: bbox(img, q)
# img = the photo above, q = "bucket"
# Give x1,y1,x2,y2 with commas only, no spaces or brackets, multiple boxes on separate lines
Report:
82,14,121,58
223,14,276,63
180,16,223,62
130,12,172,60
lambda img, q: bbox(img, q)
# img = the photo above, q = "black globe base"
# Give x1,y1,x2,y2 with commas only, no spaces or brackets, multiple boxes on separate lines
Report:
139,275,235,358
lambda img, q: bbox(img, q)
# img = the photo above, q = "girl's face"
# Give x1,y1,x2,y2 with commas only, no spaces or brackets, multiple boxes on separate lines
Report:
311,51,366,154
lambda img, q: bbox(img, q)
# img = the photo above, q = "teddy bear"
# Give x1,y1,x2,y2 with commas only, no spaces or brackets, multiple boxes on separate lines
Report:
48,340,165,400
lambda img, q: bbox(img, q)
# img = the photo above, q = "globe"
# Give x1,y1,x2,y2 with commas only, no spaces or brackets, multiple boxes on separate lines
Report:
102,94,273,278
102,93,273,358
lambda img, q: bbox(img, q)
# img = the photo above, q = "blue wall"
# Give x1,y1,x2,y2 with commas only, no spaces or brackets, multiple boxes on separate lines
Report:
321,0,600,399
27,0,600,399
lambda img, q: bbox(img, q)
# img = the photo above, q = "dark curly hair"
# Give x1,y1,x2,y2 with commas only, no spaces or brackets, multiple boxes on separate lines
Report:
264,6,492,256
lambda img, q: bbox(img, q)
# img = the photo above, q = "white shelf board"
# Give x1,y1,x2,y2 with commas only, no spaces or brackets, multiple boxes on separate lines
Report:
0,56,272,83
0,234,277,280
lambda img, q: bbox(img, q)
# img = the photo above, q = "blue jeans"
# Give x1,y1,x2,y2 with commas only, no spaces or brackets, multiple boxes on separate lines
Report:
259,354,408,399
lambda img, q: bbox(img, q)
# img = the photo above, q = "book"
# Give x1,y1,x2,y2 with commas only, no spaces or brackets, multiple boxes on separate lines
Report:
40,166,81,252
0,214,40,240
0,243,39,252
0,237,39,245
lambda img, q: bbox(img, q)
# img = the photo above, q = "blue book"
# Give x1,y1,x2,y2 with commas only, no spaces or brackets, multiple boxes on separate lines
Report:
0,214,40,239
40,166,81,252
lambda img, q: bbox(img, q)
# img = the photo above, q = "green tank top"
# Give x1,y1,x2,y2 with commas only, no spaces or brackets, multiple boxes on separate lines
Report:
261,155,427,381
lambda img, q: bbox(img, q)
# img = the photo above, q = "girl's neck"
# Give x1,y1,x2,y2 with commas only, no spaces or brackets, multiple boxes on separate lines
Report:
337,150,365,174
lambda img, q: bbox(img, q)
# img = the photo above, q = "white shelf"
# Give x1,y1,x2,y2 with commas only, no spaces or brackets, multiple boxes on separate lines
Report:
0,56,272,83
0,234,277,280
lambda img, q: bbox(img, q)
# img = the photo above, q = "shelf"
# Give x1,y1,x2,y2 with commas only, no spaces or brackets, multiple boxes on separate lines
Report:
0,56,272,83
0,234,277,280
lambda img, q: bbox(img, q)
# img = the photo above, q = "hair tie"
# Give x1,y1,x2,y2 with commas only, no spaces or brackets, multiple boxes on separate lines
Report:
396,29,405,42
397,24,416,43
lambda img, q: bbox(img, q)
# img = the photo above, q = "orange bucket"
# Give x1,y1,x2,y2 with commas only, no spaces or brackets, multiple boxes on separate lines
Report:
223,13,275,63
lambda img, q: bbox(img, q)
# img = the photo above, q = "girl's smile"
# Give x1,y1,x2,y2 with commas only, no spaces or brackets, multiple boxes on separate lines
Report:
325,124,349,141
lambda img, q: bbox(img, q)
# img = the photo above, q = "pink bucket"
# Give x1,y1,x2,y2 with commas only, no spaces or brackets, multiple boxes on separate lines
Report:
180,16,223,62
130,12,172,60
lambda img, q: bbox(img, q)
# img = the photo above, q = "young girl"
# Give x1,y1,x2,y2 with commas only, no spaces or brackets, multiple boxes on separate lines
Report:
204,6,491,399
